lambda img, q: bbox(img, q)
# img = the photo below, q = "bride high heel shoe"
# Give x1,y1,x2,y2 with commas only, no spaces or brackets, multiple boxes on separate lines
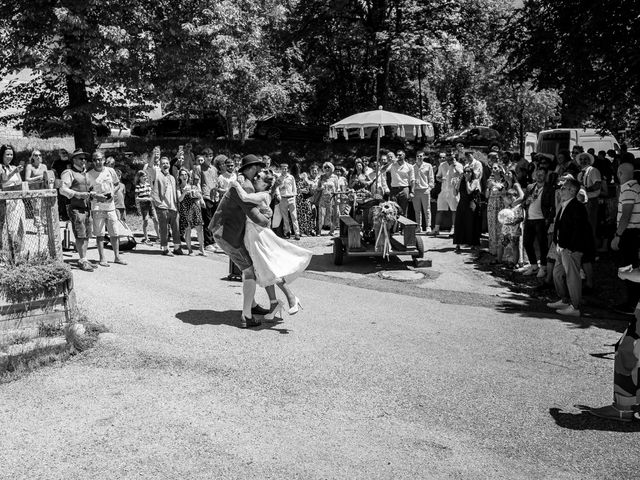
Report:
264,300,283,321
288,297,303,315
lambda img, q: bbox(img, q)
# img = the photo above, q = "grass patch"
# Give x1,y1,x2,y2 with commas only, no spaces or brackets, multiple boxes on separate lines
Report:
0,310,109,383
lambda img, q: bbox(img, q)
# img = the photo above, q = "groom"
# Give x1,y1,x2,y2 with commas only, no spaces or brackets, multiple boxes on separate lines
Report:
210,154,272,328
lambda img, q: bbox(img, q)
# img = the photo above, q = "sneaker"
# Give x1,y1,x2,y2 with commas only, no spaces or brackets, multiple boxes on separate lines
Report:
425,228,432,234
293,235,300,241
515,264,531,273
547,299,568,309
522,265,539,276
589,404,634,423
536,266,547,278
173,248,184,255
205,244,217,252
162,249,174,257
556,305,580,317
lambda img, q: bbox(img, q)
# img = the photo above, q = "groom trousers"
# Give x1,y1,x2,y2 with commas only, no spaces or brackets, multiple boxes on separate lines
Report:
279,196,299,236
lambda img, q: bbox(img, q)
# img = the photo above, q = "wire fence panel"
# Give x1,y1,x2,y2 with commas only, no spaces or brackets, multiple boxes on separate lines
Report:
0,187,66,353
0,188,62,265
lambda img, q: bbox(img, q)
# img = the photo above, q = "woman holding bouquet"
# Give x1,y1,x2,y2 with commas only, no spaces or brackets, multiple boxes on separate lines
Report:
453,167,482,252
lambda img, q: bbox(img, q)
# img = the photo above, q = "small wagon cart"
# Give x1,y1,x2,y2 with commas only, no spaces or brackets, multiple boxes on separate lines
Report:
332,193,425,267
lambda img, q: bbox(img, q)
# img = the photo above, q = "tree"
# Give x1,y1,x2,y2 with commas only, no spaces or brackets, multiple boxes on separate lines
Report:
505,0,640,143
0,0,164,151
287,0,514,130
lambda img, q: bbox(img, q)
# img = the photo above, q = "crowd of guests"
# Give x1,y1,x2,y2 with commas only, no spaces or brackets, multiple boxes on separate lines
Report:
3,140,639,318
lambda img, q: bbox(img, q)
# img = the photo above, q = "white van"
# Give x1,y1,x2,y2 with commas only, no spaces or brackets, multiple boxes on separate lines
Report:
536,128,620,157
524,132,537,158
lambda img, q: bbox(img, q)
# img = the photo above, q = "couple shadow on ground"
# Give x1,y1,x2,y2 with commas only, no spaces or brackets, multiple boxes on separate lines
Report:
175,309,291,334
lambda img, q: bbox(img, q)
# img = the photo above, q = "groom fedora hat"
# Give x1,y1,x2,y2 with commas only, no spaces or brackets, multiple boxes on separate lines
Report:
238,154,265,172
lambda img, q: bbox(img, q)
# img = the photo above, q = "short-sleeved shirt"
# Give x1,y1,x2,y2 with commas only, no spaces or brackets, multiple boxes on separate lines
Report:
200,163,218,202
578,166,602,199
386,162,414,187
618,180,640,229
86,167,118,211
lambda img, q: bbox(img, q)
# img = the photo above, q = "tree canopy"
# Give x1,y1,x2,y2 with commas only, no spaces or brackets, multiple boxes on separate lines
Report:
9,0,637,151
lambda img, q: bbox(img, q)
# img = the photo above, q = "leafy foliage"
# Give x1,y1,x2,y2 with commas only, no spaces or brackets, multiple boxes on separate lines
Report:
0,258,72,304
505,0,640,142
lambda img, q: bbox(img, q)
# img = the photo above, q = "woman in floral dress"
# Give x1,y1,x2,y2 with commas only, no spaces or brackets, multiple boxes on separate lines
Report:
293,163,315,236
485,163,506,257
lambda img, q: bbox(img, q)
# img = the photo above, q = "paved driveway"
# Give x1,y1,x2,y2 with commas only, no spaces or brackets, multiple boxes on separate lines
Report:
0,236,636,479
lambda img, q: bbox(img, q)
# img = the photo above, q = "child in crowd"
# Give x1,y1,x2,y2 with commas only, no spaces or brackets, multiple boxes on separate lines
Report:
114,169,126,220
134,170,159,244
498,188,524,267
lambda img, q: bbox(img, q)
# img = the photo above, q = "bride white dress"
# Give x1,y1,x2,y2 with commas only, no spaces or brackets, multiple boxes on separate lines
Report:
244,206,313,287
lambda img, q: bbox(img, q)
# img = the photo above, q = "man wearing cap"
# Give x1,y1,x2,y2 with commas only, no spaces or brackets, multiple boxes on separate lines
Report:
59,149,94,271
546,177,594,317
200,148,219,252
148,155,183,256
86,151,127,267
211,155,273,328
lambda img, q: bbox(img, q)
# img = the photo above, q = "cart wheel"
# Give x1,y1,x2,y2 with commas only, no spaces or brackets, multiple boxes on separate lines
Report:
413,237,425,267
333,237,344,265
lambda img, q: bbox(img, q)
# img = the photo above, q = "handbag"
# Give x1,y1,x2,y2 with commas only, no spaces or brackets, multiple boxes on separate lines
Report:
105,219,137,251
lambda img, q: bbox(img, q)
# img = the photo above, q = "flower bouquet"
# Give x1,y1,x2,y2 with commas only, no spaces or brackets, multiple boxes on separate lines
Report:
372,201,400,259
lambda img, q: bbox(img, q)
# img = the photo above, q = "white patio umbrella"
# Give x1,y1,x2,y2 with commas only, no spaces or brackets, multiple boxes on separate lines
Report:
329,106,432,183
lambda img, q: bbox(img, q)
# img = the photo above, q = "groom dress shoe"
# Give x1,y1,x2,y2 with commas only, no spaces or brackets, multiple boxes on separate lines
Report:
251,304,270,316
240,315,262,329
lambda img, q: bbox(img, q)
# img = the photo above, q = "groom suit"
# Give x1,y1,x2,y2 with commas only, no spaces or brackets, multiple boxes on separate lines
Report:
211,174,268,273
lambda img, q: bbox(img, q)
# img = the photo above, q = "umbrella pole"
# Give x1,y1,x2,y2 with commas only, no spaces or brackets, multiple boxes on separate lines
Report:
375,124,381,186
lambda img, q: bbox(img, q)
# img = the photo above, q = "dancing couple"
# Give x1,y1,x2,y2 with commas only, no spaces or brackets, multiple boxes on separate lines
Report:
210,155,312,328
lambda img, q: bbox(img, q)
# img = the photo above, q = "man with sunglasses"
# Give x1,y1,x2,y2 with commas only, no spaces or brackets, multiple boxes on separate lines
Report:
546,176,594,317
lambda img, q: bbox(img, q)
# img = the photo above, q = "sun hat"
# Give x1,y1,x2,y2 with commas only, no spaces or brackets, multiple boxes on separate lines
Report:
70,148,89,159
576,152,594,166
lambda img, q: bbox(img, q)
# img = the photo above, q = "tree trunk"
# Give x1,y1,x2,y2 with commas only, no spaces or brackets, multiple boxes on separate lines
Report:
66,74,94,154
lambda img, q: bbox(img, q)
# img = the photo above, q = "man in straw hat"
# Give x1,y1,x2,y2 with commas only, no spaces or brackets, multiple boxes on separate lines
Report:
59,149,94,271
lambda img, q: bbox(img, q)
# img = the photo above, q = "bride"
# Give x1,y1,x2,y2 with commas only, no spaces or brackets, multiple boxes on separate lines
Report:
230,172,312,315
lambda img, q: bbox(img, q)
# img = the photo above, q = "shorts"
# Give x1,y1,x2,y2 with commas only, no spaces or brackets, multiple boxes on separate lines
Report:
138,200,156,221
212,225,253,271
437,191,459,211
67,206,92,240
92,210,118,238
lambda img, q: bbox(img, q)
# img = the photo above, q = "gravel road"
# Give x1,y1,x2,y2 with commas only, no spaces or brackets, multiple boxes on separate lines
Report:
0,236,636,479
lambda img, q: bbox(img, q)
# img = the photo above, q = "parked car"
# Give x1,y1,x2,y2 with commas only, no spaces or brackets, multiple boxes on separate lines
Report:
436,126,502,150
131,111,226,138
251,115,328,142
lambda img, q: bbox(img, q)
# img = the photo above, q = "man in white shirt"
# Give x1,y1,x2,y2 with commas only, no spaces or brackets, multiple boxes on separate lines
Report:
278,163,300,240
217,157,238,199
86,151,127,266
386,150,415,216
412,150,435,233
433,152,463,236
369,156,389,198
